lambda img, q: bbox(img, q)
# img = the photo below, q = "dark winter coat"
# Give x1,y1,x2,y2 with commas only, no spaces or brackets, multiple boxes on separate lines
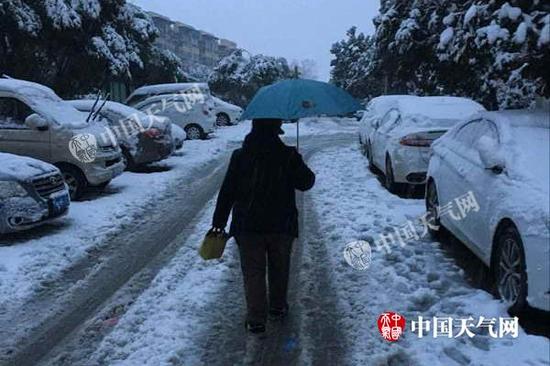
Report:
212,132,315,238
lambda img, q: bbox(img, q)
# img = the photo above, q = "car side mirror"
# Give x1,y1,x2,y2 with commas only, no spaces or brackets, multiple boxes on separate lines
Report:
25,113,49,131
477,136,505,174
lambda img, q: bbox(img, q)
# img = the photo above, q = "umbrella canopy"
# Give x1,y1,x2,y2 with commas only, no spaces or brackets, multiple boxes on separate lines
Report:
241,79,361,121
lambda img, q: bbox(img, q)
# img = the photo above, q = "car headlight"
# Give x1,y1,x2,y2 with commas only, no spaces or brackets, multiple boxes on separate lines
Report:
0,181,28,199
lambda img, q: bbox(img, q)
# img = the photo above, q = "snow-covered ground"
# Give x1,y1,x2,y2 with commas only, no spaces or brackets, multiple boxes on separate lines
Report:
0,118,356,319
307,144,549,365
40,136,548,366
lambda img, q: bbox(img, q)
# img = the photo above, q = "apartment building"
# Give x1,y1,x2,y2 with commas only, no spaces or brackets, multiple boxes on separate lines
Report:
148,11,239,69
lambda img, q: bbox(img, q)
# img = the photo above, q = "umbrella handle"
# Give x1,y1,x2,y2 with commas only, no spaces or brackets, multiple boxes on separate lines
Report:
297,119,300,152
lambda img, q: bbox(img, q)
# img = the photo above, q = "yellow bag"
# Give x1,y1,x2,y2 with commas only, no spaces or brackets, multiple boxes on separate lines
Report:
199,230,229,260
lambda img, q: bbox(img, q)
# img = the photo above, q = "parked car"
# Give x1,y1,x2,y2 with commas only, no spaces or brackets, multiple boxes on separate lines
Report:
0,78,124,200
68,100,173,170
126,82,212,107
0,152,70,234
212,96,243,126
426,109,549,312
127,83,216,140
359,95,417,160
171,124,186,150
369,96,485,193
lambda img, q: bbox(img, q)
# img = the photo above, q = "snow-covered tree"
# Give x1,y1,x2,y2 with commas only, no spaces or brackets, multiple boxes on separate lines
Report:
209,49,293,106
0,0,184,97
290,59,319,80
330,0,550,109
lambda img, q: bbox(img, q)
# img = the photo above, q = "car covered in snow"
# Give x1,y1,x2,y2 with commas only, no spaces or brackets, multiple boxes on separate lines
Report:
0,78,124,200
426,109,550,312
126,82,212,107
359,95,418,161
68,100,173,170
126,83,216,140
171,123,186,150
0,152,70,234
212,96,243,126
369,96,485,193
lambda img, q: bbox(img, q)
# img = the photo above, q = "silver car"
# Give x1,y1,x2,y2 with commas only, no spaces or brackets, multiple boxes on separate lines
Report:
0,78,125,200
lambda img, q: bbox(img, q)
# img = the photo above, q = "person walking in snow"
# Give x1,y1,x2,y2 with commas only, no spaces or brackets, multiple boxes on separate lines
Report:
211,118,315,334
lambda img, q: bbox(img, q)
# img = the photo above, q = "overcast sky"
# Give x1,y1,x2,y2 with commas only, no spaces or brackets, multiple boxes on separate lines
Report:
129,0,380,81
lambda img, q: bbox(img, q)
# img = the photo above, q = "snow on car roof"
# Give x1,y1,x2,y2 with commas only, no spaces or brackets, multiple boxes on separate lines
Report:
0,152,58,181
130,83,210,97
397,96,485,121
0,78,60,101
69,99,146,119
0,78,89,129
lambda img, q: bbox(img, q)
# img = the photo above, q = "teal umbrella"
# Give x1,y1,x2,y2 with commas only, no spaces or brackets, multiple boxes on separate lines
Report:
241,79,361,150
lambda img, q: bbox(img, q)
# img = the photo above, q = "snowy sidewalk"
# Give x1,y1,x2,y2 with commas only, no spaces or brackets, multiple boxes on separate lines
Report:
307,144,549,365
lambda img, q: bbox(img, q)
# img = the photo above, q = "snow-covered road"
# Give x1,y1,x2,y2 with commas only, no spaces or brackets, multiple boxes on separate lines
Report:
30,135,549,366
0,118,547,366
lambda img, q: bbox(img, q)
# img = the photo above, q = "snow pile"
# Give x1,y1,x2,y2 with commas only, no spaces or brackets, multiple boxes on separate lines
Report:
307,144,549,365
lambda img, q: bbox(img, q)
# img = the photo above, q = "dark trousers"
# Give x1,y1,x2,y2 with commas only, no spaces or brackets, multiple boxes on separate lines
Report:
235,233,294,324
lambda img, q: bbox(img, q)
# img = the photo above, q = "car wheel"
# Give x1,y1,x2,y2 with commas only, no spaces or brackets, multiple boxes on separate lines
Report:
185,125,204,140
385,156,401,194
216,113,230,127
494,226,527,313
121,148,135,171
426,180,443,240
60,166,87,200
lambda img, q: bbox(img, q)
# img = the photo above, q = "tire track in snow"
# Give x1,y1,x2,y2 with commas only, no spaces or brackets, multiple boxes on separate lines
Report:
2,152,233,366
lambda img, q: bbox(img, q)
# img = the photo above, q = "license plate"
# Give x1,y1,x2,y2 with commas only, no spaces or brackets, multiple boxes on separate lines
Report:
50,193,70,216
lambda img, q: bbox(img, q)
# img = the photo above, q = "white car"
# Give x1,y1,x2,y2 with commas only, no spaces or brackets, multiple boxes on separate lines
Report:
0,152,70,234
127,83,216,140
126,83,212,106
426,109,549,312
369,96,485,193
359,95,417,161
212,96,243,126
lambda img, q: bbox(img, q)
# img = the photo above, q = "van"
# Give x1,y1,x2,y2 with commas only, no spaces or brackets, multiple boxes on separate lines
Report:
0,78,125,200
